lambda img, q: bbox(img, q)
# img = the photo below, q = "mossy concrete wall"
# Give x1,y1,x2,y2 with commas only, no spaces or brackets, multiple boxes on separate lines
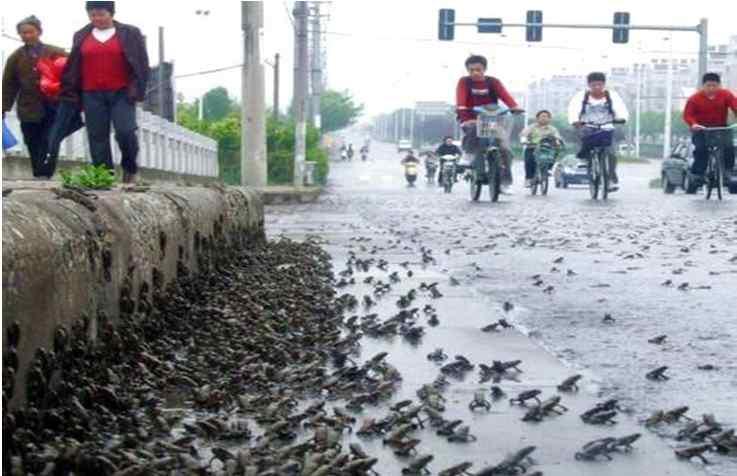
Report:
2,185,264,404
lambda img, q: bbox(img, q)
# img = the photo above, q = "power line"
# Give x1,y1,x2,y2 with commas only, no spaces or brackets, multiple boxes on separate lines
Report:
282,0,296,28
175,64,243,79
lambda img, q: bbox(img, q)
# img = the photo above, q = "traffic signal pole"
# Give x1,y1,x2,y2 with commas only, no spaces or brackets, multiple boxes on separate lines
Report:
442,13,708,87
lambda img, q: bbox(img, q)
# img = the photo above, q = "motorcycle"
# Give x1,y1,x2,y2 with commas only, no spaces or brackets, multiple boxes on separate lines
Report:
424,154,438,184
439,154,460,193
361,150,369,161
404,162,419,187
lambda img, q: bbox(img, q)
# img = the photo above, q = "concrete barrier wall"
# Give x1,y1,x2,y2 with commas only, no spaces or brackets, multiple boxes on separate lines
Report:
2,185,264,404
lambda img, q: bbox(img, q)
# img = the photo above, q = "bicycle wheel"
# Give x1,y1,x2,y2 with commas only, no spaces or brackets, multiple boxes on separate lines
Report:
588,155,600,200
541,166,549,196
488,153,501,203
706,155,715,200
469,169,482,201
715,153,724,201
600,152,609,201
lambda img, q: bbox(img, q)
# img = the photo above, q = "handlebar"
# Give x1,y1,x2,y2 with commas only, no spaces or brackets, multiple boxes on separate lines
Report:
575,119,626,128
473,105,524,116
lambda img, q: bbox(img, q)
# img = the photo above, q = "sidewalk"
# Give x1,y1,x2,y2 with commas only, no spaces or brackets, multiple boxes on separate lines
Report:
257,185,322,204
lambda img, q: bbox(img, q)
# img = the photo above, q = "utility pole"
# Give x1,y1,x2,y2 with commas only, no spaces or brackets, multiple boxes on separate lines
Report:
273,53,280,119
698,18,708,87
663,35,674,159
635,63,642,159
158,26,165,118
293,1,309,187
394,110,399,142
241,1,267,187
310,3,323,129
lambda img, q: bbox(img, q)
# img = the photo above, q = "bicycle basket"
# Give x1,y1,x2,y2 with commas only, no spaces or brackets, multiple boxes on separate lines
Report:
476,112,512,141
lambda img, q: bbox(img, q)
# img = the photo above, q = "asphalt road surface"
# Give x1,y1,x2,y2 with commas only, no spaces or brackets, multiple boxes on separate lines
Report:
267,138,737,475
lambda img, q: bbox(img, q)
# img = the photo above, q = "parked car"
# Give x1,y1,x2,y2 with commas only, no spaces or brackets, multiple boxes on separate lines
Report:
397,140,413,153
553,154,589,188
661,141,692,194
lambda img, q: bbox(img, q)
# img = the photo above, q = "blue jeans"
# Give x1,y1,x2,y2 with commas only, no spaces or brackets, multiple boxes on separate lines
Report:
82,89,139,174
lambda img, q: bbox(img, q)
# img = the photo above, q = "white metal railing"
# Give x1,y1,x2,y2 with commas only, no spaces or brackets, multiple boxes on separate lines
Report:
3,107,219,178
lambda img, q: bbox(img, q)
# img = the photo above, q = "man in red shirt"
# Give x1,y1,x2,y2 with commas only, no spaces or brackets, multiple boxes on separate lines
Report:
456,55,523,187
682,72,737,187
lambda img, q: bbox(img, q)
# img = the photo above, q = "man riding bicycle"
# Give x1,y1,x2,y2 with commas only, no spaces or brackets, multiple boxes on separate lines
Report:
520,110,563,188
456,55,523,190
568,72,628,192
435,136,462,182
682,72,737,191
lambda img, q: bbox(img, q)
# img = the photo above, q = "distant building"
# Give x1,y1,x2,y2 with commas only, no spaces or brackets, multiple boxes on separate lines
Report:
725,35,737,89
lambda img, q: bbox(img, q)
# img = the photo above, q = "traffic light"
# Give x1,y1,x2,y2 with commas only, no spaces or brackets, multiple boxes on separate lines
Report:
613,12,630,43
526,10,542,42
478,18,502,34
438,9,455,41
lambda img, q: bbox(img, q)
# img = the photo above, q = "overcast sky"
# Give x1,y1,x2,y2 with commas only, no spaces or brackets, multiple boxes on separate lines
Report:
2,0,735,119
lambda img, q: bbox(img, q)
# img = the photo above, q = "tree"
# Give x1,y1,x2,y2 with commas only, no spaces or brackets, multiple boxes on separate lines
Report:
202,87,234,122
319,89,364,132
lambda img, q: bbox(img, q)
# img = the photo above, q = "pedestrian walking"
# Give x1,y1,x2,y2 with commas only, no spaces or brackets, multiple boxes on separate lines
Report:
60,1,149,184
2,15,67,179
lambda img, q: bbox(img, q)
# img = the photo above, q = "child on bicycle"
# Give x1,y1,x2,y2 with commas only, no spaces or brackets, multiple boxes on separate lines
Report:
520,110,563,188
683,72,737,188
567,72,628,192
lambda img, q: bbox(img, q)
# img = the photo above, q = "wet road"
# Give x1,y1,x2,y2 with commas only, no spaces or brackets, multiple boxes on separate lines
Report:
267,139,737,475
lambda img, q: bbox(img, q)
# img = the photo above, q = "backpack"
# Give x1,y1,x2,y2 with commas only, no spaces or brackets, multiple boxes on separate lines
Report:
579,90,613,119
465,76,499,105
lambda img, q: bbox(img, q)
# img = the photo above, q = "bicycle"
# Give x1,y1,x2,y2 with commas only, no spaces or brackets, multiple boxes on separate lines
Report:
698,124,737,201
469,105,521,202
576,119,625,200
526,137,563,196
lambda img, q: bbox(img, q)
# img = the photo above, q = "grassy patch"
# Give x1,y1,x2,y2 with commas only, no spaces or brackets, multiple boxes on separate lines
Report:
60,165,117,190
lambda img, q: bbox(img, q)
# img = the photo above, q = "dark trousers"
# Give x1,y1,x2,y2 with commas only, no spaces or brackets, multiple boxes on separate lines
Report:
19,103,56,177
462,124,513,184
524,147,536,180
82,89,139,174
691,129,735,176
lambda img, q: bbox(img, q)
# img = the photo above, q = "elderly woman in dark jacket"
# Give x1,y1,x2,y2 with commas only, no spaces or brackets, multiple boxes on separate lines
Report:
2,15,66,178
60,1,149,184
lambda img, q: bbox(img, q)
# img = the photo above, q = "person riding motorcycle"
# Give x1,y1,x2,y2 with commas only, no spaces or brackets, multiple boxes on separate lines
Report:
360,144,369,161
422,151,438,182
339,144,348,161
520,110,563,188
401,150,420,185
456,54,523,191
682,72,737,190
567,72,629,192
435,136,462,183
347,144,354,160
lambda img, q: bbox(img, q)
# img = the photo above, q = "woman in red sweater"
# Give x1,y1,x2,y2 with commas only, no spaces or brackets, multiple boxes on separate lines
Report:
60,1,149,184
682,72,737,187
